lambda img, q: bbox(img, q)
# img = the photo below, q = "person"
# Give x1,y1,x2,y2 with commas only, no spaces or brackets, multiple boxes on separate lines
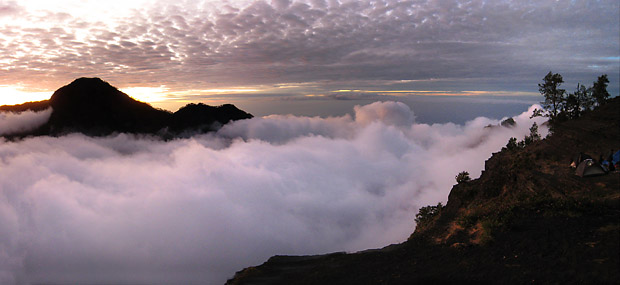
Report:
608,149,616,172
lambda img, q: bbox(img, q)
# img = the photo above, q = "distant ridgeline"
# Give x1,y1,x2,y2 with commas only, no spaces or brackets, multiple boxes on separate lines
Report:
0,77,253,137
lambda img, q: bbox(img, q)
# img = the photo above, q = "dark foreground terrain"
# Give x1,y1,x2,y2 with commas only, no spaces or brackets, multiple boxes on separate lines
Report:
227,98,620,284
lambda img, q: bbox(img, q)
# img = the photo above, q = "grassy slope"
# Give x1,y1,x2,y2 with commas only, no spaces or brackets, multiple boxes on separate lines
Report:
227,98,620,284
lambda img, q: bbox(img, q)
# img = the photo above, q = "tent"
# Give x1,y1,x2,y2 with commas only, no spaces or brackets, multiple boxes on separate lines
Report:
575,159,607,177
612,150,620,167
571,153,592,168
601,150,619,172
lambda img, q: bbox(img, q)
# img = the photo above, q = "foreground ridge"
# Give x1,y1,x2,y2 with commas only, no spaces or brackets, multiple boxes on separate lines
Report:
227,98,620,284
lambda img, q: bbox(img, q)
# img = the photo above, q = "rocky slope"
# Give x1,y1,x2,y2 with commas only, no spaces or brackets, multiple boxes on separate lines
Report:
0,77,253,137
227,98,620,284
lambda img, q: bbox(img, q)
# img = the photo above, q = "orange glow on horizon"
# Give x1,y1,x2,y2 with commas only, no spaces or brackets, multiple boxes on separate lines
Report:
1,84,539,111
0,86,52,106
120,87,170,103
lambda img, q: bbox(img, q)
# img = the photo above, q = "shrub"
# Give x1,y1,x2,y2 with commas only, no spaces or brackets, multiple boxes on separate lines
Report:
509,123,542,150
415,202,443,224
505,137,517,150
455,171,471,184
527,122,541,142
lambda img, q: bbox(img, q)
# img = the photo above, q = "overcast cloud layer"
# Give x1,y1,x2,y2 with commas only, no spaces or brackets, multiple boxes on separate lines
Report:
0,0,618,99
0,102,547,284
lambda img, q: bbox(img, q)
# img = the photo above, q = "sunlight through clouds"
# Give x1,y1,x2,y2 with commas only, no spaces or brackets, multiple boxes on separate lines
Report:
121,86,170,103
0,86,51,105
14,0,150,21
0,0,616,102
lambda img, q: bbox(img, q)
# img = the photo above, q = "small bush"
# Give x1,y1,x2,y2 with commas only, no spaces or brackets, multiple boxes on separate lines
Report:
505,137,517,150
508,122,542,150
455,171,471,184
529,108,544,119
415,202,443,224
523,122,541,146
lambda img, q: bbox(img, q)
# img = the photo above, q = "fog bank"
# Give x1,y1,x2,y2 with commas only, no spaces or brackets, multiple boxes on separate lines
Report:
0,102,547,284
0,108,51,136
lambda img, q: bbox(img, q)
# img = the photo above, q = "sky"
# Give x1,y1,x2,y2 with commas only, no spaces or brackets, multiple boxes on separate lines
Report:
0,102,548,284
0,1,610,283
0,0,618,112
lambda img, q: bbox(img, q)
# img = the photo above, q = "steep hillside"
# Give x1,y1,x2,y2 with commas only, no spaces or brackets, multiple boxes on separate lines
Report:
227,98,620,284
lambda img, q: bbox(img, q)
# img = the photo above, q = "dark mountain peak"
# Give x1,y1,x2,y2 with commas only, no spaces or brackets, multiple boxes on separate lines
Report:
177,103,218,112
46,77,169,135
175,103,252,118
170,103,253,132
49,77,136,108
2,78,253,137
68,77,111,88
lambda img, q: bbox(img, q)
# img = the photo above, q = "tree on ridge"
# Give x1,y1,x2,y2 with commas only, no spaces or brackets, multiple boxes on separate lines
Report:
591,74,610,106
538,71,566,120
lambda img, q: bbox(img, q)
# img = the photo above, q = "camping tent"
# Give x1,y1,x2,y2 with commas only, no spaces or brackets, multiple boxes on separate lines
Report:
571,153,593,168
612,150,620,167
575,159,607,177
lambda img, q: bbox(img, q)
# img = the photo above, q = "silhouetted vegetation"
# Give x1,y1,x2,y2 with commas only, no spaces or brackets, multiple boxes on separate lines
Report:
565,84,586,119
592,74,610,106
534,72,610,124
503,122,542,151
505,137,518,150
523,122,541,145
455,171,471,184
538,71,566,120
415,202,444,224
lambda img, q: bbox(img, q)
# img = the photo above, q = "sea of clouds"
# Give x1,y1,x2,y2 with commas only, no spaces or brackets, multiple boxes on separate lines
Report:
0,109,52,136
0,101,547,284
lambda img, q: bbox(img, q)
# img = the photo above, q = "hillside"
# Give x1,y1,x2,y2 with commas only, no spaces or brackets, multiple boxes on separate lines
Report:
0,78,253,137
226,98,620,284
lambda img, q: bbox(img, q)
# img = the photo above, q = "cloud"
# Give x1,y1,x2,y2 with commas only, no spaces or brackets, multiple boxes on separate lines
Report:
0,108,51,135
354,101,415,127
0,102,548,284
0,0,617,96
0,1,20,17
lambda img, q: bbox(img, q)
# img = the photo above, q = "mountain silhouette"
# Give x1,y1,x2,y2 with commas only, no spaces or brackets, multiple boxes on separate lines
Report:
170,103,253,133
0,77,253,137
46,77,171,135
